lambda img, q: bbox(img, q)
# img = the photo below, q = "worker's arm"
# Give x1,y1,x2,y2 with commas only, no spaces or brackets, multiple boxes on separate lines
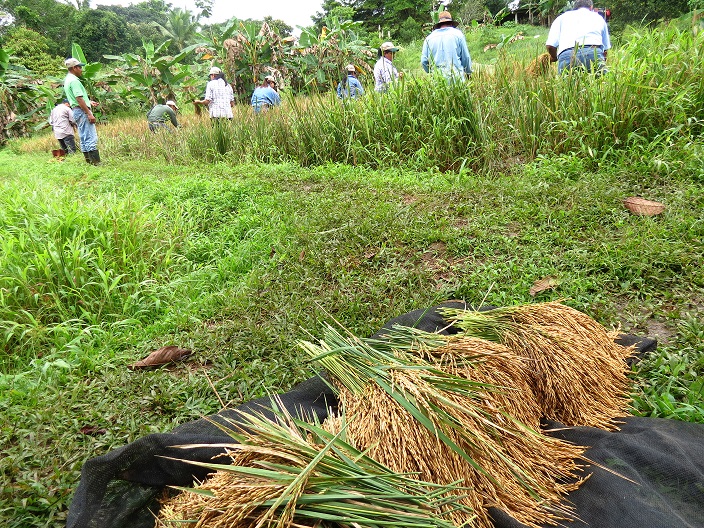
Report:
546,45,558,62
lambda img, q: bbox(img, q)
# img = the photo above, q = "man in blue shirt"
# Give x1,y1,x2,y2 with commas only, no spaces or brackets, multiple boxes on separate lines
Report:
251,75,282,114
546,0,611,74
421,11,472,81
337,64,364,99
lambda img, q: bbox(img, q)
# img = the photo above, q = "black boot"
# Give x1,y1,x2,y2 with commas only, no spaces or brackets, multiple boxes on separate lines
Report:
88,150,101,165
83,151,92,164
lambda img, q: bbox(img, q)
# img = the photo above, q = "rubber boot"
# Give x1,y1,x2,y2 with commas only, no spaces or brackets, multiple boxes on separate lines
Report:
83,151,92,164
89,150,101,165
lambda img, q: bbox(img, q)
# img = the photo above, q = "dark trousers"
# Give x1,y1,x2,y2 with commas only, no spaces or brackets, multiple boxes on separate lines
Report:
58,136,77,154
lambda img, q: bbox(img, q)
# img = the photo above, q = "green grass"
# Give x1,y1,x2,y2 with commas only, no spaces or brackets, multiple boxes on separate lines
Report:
1,19,703,528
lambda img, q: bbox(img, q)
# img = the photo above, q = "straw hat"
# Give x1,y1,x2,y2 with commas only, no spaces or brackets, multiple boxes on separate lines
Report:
433,10,459,30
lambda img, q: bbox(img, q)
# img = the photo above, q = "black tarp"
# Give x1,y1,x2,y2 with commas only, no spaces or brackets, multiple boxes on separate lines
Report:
66,302,704,528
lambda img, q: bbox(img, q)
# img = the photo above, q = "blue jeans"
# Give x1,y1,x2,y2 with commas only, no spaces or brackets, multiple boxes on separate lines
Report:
558,46,607,75
73,107,98,152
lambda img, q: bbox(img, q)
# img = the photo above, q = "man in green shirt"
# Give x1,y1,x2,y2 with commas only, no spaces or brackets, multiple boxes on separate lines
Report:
63,57,101,165
147,100,180,132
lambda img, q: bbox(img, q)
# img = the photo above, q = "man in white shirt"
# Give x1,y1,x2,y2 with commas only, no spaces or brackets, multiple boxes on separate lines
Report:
546,0,611,74
374,42,402,92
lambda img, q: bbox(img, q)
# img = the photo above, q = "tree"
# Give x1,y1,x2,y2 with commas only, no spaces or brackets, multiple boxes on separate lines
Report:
151,7,202,53
0,0,77,55
263,16,293,37
71,9,130,62
3,26,63,74
606,0,691,26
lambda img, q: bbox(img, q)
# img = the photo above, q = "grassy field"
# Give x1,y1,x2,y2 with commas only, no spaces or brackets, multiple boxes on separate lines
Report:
1,21,703,528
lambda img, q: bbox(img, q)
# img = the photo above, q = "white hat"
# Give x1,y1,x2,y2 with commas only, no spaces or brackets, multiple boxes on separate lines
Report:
165,100,178,109
380,42,399,52
65,57,85,68
346,64,356,72
209,66,222,75
265,75,275,82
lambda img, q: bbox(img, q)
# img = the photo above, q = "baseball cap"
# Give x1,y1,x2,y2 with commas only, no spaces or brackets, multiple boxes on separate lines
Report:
209,66,222,75
265,75,275,82
65,58,85,68
165,100,178,109
380,42,399,53
346,64,356,72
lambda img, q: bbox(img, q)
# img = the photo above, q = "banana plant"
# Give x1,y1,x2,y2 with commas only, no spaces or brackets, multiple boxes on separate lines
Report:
104,39,201,106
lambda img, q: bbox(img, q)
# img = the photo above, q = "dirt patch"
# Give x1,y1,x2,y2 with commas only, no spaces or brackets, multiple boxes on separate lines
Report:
644,319,675,345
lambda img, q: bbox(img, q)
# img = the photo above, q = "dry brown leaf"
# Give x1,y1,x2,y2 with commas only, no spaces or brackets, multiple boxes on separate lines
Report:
80,425,107,436
129,346,192,369
529,276,561,297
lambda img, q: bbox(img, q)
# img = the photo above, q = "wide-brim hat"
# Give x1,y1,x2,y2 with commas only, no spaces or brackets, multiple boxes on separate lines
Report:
433,10,459,30
380,41,399,53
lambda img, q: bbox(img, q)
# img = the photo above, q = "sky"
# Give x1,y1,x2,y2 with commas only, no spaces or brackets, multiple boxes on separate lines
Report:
93,0,325,30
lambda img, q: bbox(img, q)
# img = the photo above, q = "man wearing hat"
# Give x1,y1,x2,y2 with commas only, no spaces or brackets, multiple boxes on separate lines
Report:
48,98,76,155
421,11,472,81
251,75,281,114
63,57,101,164
337,64,364,99
374,41,402,92
194,66,235,119
146,100,180,132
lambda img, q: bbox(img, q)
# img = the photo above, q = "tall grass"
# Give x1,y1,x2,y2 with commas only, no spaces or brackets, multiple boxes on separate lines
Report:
22,24,704,175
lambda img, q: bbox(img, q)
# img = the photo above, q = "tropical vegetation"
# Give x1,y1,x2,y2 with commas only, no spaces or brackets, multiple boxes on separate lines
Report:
0,2,703,527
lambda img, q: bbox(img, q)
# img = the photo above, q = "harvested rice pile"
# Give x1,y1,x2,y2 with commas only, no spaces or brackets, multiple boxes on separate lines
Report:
159,301,635,528
338,337,585,528
443,301,635,429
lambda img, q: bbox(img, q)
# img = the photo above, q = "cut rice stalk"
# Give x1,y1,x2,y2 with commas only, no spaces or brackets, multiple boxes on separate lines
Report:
442,301,635,429
303,326,586,528
158,403,473,528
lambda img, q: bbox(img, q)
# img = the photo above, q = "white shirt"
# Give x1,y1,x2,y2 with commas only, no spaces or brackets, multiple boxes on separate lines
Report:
204,78,234,118
48,104,75,139
373,56,399,92
546,8,611,57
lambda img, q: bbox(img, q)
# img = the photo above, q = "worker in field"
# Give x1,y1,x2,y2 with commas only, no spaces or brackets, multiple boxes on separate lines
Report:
546,0,611,74
194,66,235,119
374,42,402,92
146,100,180,132
48,98,76,155
421,10,472,81
63,57,101,164
337,64,364,99
251,75,282,114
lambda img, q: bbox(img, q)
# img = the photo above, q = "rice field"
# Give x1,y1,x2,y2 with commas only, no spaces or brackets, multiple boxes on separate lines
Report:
0,20,703,528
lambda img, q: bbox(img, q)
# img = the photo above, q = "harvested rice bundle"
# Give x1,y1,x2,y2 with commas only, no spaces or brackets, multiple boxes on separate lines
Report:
158,404,471,528
442,301,635,429
526,52,552,76
303,327,585,528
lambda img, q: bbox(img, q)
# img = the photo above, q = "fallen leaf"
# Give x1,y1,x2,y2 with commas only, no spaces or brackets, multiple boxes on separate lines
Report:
364,249,377,259
80,425,107,436
129,346,192,369
529,276,561,297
